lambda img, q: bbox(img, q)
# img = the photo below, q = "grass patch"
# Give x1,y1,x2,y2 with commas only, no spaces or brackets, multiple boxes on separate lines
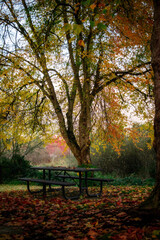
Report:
0,184,42,192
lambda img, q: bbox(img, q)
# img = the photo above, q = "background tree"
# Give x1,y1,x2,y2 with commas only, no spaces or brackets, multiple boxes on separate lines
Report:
0,0,153,165
92,123,155,178
138,0,160,213
0,65,55,156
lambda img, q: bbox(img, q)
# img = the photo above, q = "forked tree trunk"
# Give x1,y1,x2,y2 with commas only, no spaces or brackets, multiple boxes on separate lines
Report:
59,107,92,166
62,129,91,166
139,0,160,212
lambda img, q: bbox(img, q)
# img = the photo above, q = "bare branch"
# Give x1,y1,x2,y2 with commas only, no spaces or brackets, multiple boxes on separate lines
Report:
91,61,152,97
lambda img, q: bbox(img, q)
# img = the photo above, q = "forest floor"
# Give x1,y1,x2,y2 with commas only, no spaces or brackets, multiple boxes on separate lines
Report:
0,185,160,240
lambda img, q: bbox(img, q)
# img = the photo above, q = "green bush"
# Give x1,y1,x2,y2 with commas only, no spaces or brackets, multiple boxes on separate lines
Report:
91,137,156,179
112,175,143,186
0,155,31,183
91,144,118,175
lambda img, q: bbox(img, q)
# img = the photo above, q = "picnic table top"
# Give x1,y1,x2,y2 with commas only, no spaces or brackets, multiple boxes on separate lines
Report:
31,166,102,172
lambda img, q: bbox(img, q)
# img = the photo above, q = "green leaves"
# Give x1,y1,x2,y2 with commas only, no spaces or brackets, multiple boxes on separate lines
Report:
82,0,91,7
97,23,107,31
90,20,95,28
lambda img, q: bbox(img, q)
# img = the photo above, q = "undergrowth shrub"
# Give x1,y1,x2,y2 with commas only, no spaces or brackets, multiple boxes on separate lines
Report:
0,155,31,183
91,138,156,179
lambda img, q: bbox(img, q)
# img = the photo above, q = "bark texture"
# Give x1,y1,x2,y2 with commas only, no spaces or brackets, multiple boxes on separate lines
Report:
139,0,160,212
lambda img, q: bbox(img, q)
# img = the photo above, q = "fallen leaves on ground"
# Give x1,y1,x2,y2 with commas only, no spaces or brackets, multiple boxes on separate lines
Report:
0,186,160,240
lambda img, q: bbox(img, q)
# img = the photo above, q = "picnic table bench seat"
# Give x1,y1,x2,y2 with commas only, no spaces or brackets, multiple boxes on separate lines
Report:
19,177,76,199
19,177,76,186
57,175,114,182
55,175,114,198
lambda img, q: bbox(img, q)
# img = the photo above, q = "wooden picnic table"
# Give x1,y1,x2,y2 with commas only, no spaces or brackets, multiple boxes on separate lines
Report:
19,166,113,200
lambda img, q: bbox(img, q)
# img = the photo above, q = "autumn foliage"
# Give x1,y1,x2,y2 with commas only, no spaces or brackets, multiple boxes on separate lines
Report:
0,0,154,165
0,186,160,240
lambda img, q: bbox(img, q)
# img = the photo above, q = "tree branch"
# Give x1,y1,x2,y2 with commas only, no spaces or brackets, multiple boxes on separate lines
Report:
91,61,152,97
62,1,82,101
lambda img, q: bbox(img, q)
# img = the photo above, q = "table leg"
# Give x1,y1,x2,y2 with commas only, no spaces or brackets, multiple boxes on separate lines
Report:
79,171,83,195
85,172,102,197
48,169,51,180
48,169,52,190
42,169,46,197
61,171,83,200
26,181,43,194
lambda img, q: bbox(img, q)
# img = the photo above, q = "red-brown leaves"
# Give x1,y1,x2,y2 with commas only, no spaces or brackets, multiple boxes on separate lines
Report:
0,186,160,239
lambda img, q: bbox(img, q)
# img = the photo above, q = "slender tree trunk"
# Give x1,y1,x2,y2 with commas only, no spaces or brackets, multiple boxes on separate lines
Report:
139,0,160,212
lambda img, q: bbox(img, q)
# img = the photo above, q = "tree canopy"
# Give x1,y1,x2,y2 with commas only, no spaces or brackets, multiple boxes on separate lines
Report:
0,0,154,164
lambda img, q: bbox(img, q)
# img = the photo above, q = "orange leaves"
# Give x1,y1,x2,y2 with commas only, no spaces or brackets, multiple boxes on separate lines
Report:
90,3,96,10
78,40,85,47
112,2,152,48
0,186,158,239
90,2,106,10
87,229,98,239
92,85,129,154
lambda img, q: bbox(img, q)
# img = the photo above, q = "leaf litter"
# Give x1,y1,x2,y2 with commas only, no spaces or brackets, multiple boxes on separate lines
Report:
0,186,160,240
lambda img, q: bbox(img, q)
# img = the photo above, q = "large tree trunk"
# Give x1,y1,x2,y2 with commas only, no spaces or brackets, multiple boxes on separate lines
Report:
79,105,91,165
58,107,92,166
60,128,91,166
139,0,160,212
64,105,92,166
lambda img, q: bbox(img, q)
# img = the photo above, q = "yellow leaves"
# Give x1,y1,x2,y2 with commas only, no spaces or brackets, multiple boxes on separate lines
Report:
133,217,142,221
63,23,83,36
0,71,53,151
0,0,154,164
152,230,160,239
146,141,153,150
85,222,93,228
68,37,76,43
73,24,83,35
